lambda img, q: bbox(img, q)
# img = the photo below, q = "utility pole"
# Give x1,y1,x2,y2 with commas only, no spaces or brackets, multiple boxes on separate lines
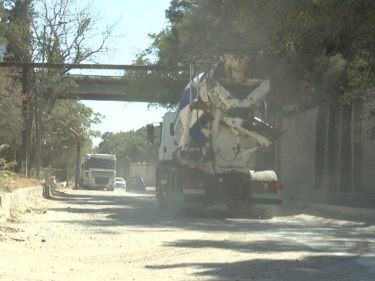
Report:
21,65,30,177
36,26,46,178
69,127,82,189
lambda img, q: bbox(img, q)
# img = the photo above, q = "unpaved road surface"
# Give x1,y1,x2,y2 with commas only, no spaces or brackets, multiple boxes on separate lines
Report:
1,187,375,281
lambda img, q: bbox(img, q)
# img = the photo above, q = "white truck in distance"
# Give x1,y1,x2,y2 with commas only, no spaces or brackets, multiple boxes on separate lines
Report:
153,52,283,218
78,154,116,191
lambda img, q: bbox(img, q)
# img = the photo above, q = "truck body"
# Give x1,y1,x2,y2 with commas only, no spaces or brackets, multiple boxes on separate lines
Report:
79,154,116,191
155,53,283,218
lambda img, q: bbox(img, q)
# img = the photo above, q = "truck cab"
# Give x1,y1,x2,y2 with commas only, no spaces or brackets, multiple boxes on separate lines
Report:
155,112,179,208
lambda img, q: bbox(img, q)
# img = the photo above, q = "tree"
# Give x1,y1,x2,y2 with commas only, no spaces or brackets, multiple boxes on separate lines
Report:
122,56,187,108
29,0,124,175
0,0,35,175
121,1,199,108
0,69,23,171
97,125,161,164
30,0,124,110
0,0,124,176
143,0,375,192
2,0,34,63
41,99,102,176
130,0,375,115
0,70,23,142
0,2,30,171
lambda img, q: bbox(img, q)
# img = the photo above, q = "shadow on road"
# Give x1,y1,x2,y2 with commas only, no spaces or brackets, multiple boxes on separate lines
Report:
45,187,373,238
145,254,373,281
42,187,375,281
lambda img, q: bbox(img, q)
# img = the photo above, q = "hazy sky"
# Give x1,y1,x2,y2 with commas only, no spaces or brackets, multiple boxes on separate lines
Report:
81,0,172,145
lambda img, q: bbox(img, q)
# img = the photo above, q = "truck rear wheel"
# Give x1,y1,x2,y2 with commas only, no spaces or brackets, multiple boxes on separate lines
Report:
166,171,185,216
260,208,275,219
157,197,167,209
249,206,275,219
226,201,239,217
156,183,167,209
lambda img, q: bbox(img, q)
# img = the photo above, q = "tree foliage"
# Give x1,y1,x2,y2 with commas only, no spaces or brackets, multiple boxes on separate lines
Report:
29,0,124,110
0,0,123,175
97,125,161,163
0,70,23,142
41,99,102,171
122,1,197,108
101,0,375,165
122,56,187,108
0,67,23,172
1,0,34,63
133,0,375,112
101,0,375,168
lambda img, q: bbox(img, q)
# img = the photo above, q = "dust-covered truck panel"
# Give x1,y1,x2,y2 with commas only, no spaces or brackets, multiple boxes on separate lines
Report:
154,52,283,218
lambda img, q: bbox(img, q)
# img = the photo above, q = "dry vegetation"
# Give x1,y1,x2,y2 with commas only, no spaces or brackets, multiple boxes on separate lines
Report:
0,178,42,193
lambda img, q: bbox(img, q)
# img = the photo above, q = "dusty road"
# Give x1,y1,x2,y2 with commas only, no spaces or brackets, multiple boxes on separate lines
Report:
1,187,375,281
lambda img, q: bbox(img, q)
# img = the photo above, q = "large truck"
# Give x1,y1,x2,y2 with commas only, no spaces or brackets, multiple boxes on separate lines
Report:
152,52,283,218
78,154,116,191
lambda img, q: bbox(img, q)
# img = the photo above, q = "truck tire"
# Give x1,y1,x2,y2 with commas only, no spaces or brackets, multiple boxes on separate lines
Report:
249,206,275,219
260,208,275,219
226,202,239,217
156,184,167,209
226,194,244,217
78,179,83,190
227,204,253,218
167,171,185,216
249,206,262,219
157,197,167,210
166,173,174,211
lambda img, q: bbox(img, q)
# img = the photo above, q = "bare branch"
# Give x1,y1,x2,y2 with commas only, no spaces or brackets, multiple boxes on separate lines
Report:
33,0,125,65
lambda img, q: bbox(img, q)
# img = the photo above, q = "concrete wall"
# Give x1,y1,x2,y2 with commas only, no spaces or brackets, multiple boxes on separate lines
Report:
0,186,44,223
117,156,130,179
277,108,318,200
360,91,375,193
129,163,157,186
278,97,375,208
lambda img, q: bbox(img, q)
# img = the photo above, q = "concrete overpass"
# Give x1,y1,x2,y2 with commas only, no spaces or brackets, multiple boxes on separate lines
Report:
0,62,186,177
0,62,184,103
60,74,135,101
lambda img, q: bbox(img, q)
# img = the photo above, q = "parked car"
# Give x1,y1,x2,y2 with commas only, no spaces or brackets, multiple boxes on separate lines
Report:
114,177,126,188
126,175,146,192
